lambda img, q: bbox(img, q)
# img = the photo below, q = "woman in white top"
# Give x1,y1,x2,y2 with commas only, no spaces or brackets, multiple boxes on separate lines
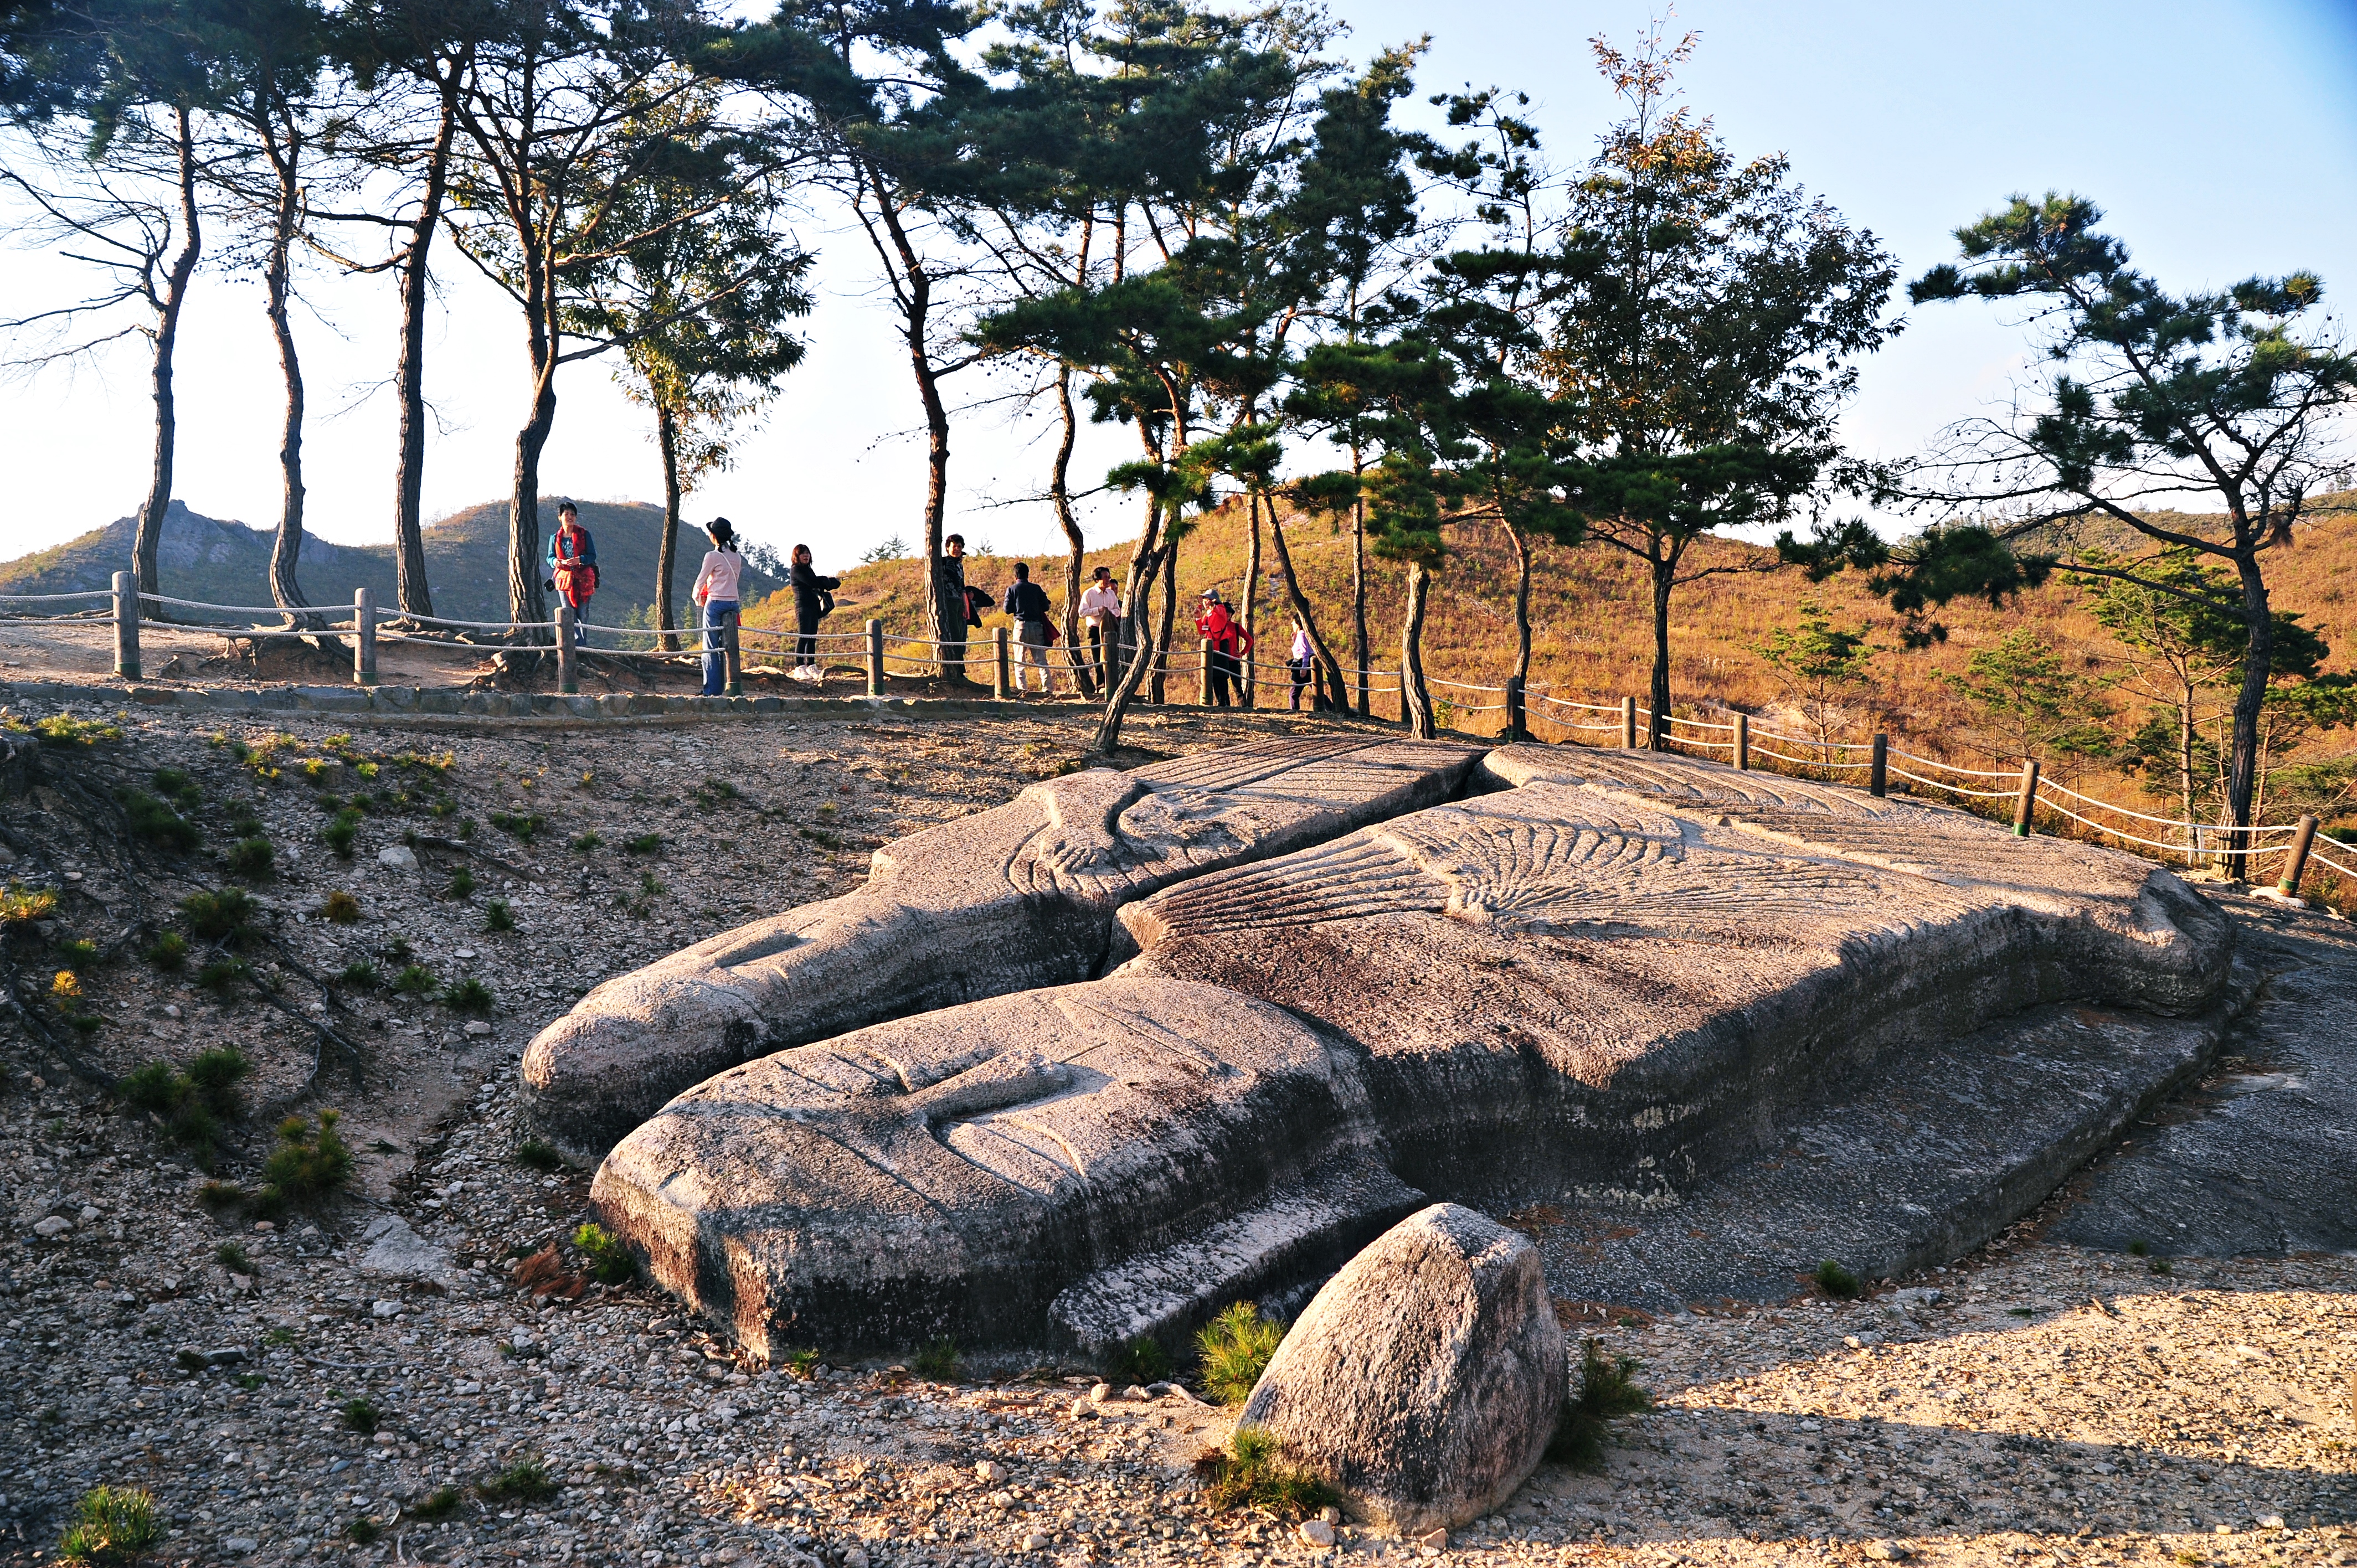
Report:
692,517,747,697
1075,564,1121,690
1288,613,1315,711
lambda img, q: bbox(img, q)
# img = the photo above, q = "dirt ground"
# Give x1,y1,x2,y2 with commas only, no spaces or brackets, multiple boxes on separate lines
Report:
0,697,2350,1568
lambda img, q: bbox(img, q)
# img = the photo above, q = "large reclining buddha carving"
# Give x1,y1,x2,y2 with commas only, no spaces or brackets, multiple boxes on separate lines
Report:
562,740,2232,1359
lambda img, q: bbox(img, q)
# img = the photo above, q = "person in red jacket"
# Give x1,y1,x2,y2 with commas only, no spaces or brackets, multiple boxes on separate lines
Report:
1195,587,1250,709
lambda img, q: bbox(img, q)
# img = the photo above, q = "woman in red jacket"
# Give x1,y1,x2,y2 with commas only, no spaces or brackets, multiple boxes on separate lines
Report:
1195,587,1250,709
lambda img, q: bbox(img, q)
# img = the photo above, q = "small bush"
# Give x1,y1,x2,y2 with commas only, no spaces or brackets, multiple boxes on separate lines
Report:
623,833,660,855
1,881,59,924
121,1047,249,1163
215,1241,253,1273
225,837,276,880
118,788,202,851
346,1518,383,1545
1195,1426,1336,1517
442,977,495,1015
52,968,83,1000
478,1456,558,1505
639,870,663,897
339,959,378,989
2127,1239,2150,1257
489,811,546,843
385,936,414,962
515,1139,563,1173
342,1397,379,1434
256,1109,353,1206
228,811,264,839
781,1348,821,1380
195,958,249,997
572,1223,635,1285
1195,1302,1285,1405
59,936,99,963
29,711,121,747
188,1046,250,1098
1106,1334,1171,1387
392,963,436,996
197,1180,242,1209
320,890,362,924
145,931,188,971
174,1349,208,1373
913,1337,962,1381
447,866,476,901
1547,1338,1653,1470
152,766,201,807
119,1061,181,1115
408,1486,463,1522
323,807,363,859
569,831,601,853
483,899,514,933
55,1483,159,1565
1814,1259,1864,1300
179,887,259,942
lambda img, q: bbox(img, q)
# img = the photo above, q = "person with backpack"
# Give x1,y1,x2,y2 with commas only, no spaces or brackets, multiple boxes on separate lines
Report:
1288,612,1316,711
1195,587,1250,709
788,544,840,683
1003,561,1056,695
691,517,747,698
543,501,599,612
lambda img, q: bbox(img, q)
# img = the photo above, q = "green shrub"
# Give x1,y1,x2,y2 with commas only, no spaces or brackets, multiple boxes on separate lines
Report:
225,837,276,880
121,1047,249,1163
215,1241,253,1274
55,1483,159,1564
342,1397,379,1434
340,959,378,989
483,899,514,933
179,887,258,943
478,1456,558,1505
1,881,59,925
912,1337,961,1381
188,1046,250,1098
572,1223,635,1285
2127,1239,2150,1257
1195,1426,1336,1517
197,1180,242,1209
392,963,436,996
385,936,414,962
1105,1334,1171,1387
323,807,363,859
569,831,601,854
195,959,249,997
1547,1338,1652,1470
120,1061,181,1115
28,711,121,747
409,1486,463,1522
442,977,495,1015
346,1518,383,1544
516,1139,564,1173
118,788,202,852
144,931,188,971
257,1109,353,1206
320,890,362,924
447,866,476,901
489,811,546,843
1814,1259,1864,1300
57,937,99,964
1195,1302,1285,1405
781,1348,820,1380
152,766,201,808
623,833,660,855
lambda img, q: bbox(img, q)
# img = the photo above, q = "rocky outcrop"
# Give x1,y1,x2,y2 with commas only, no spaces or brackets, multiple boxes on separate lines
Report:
525,737,1479,1162
589,744,2234,1353
1238,1204,1563,1534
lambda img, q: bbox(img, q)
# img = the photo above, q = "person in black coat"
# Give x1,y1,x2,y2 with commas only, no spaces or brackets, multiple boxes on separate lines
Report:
788,544,840,682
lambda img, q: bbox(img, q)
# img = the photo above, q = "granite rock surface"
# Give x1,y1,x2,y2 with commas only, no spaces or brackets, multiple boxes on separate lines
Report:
1237,1204,1564,1535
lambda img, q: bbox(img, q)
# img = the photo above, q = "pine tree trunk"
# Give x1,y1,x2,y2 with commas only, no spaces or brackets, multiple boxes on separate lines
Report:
2224,549,2274,873
1150,540,1177,705
1091,508,1166,755
508,281,557,642
1239,492,1262,710
1506,518,1532,737
260,104,318,635
1268,509,1346,714
391,80,459,621
1648,549,1675,751
1400,561,1434,739
134,105,203,603
1050,366,1094,697
656,401,682,653
1350,451,1370,718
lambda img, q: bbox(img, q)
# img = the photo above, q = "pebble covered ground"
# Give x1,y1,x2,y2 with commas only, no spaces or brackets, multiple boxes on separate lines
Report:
1,701,2351,1568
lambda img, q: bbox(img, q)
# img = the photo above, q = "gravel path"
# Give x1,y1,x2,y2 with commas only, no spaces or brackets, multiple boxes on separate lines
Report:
2,705,2350,1568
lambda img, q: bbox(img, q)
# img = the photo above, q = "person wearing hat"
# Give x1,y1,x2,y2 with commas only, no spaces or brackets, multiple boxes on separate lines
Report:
1195,586,1250,709
691,517,746,697
1076,564,1121,690
543,501,599,611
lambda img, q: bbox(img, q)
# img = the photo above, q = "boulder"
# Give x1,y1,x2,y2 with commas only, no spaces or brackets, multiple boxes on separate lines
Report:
1237,1203,1563,1535
526,736,1479,1162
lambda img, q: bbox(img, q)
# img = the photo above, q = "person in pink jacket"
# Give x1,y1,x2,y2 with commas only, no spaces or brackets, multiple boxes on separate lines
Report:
691,518,746,697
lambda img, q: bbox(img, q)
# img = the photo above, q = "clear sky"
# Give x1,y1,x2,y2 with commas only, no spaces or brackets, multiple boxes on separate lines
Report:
2,0,2353,567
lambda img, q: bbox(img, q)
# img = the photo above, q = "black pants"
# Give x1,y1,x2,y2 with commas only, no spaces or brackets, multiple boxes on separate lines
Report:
1207,649,1238,708
1085,622,1109,689
796,608,819,665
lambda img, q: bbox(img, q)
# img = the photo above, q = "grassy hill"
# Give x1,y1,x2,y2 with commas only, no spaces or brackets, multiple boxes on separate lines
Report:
0,500,779,628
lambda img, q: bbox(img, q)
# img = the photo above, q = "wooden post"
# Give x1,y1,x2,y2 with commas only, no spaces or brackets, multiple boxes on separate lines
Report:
1733,712,1749,770
865,619,884,697
1505,677,1527,742
1870,733,1888,798
1198,638,1213,706
992,625,1011,700
1621,696,1638,749
2012,759,2041,836
353,587,377,686
112,570,140,681
555,603,578,695
2278,814,2320,897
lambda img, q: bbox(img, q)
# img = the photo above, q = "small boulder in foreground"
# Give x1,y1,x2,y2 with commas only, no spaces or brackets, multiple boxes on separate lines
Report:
1237,1202,1564,1534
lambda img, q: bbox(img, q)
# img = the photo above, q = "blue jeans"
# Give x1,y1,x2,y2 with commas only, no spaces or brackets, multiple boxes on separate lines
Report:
702,600,738,695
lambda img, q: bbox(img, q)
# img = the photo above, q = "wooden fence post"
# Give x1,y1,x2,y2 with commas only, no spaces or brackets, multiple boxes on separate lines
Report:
2278,814,2320,898
1505,677,1527,741
112,570,140,681
353,587,377,686
2012,759,2041,836
992,626,1011,700
555,603,578,695
1733,713,1749,770
1198,638,1213,706
1621,695,1638,749
866,619,884,697
1870,733,1888,797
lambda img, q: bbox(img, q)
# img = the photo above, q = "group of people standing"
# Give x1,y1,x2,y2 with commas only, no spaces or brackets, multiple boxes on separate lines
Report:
545,504,1326,708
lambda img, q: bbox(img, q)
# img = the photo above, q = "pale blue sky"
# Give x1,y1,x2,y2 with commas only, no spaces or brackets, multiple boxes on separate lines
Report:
2,0,2352,564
